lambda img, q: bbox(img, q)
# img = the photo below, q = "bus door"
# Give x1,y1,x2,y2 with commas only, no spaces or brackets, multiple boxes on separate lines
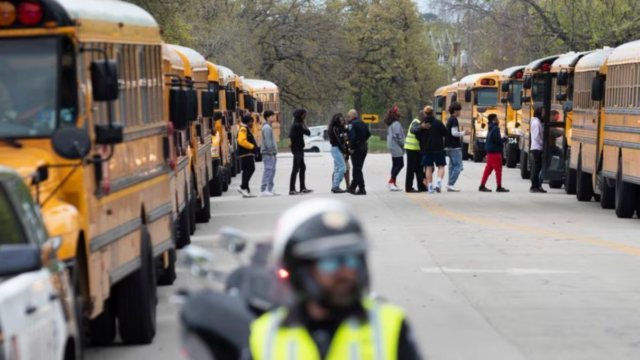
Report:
543,98,569,183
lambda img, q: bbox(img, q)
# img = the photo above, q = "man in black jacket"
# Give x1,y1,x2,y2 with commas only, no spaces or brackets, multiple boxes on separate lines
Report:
289,109,313,195
347,109,371,195
411,106,448,193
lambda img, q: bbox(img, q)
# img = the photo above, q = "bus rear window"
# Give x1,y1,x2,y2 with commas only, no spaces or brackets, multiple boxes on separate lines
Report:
0,38,59,138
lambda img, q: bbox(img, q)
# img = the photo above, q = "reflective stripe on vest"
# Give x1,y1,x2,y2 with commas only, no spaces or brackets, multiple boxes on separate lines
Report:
404,118,420,151
250,300,405,360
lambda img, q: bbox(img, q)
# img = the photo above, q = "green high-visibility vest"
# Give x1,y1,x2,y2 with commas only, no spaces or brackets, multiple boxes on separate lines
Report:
250,299,405,360
404,118,420,151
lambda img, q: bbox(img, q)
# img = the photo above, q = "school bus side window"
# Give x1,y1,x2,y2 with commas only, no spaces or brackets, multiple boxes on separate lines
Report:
0,184,26,245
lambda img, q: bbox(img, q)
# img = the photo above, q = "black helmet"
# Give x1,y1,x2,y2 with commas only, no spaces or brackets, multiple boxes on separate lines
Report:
273,199,369,304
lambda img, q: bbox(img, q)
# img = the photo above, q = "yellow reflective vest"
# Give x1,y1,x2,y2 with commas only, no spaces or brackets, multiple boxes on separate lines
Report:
250,300,405,360
404,118,420,151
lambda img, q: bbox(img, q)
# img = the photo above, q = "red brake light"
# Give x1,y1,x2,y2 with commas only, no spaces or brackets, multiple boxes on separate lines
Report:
18,1,42,26
541,63,551,72
278,268,289,279
481,79,488,86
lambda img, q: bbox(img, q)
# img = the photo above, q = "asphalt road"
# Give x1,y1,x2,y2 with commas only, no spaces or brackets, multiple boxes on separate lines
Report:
87,152,640,360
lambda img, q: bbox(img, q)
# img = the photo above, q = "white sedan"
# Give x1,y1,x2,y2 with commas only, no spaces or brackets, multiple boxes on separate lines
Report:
304,135,332,153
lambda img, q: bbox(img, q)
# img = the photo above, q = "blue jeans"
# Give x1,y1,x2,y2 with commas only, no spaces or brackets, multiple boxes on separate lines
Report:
447,148,463,186
261,154,277,192
331,146,346,189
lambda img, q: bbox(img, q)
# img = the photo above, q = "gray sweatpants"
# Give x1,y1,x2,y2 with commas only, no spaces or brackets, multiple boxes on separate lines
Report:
261,154,277,192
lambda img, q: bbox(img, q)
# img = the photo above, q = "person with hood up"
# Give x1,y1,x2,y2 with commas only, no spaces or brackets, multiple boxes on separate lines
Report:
289,108,313,195
347,109,371,195
411,106,448,193
385,105,405,191
237,114,258,197
479,113,509,192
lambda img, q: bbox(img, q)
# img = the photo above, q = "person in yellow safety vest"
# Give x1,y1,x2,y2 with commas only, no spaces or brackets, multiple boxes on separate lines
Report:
249,198,423,360
404,110,428,193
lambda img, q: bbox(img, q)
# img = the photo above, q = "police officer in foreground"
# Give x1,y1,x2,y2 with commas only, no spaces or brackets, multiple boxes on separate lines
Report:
249,198,423,360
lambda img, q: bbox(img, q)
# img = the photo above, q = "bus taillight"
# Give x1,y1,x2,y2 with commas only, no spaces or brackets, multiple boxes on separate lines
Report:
0,2,16,27
17,1,42,26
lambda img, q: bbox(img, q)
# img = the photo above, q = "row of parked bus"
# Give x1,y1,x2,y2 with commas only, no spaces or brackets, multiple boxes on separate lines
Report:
434,41,640,219
0,0,280,357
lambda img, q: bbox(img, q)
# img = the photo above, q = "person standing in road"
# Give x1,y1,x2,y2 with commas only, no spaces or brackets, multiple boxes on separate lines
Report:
249,198,424,360
328,113,348,194
412,106,447,193
237,115,257,198
445,102,470,192
404,110,428,193
339,117,352,189
347,109,371,195
260,110,279,197
530,105,546,193
289,109,313,195
385,106,405,191
479,114,509,193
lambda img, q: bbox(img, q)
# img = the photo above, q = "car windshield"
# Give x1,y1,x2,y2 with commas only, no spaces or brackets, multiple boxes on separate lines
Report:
0,185,25,245
511,82,523,107
475,88,498,106
0,38,59,138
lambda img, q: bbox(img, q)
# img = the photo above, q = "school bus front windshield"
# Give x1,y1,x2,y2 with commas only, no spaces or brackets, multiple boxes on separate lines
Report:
0,37,64,138
474,88,498,106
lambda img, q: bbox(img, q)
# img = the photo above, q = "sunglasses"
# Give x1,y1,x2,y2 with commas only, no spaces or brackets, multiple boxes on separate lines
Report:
316,255,361,275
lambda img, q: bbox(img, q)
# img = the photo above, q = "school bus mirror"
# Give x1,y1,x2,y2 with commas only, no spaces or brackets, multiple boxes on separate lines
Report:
257,101,264,113
556,93,567,102
186,89,198,122
464,89,472,103
226,90,237,111
32,165,49,185
556,70,569,87
90,60,118,102
501,82,510,93
523,75,532,90
95,124,124,145
563,101,573,113
169,88,189,130
201,91,214,118
51,127,92,160
437,97,446,108
591,76,605,101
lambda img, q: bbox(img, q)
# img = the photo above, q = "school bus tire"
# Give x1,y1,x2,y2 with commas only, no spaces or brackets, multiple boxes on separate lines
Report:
69,249,88,354
564,154,577,195
462,143,470,161
473,150,483,163
576,159,594,202
210,163,223,197
196,182,211,223
116,225,157,345
615,157,638,219
230,155,237,177
222,166,229,192
176,188,192,249
157,249,177,286
549,180,563,189
189,182,197,235
88,298,116,346
506,148,518,169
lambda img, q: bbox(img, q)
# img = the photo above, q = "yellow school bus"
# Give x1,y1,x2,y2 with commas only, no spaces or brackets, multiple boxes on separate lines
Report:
520,55,561,180
458,71,504,163
162,43,195,249
167,44,213,223
434,85,447,121
498,66,525,168
246,78,282,140
0,0,174,345
206,61,231,196
549,51,593,193
570,48,615,205
217,65,241,177
598,40,640,218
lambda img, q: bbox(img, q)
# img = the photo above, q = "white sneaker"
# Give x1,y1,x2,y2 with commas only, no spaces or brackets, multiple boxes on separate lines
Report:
261,191,274,197
447,185,460,192
270,190,281,196
237,186,250,197
391,184,401,191
386,183,394,191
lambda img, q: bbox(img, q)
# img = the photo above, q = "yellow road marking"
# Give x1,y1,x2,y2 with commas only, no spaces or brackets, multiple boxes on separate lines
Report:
407,193,640,258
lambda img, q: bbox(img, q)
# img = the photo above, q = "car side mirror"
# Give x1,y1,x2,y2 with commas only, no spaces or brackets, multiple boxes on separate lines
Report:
95,124,124,145
52,127,92,160
591,76,605,101
90,60,119,102
170,88,189,130
0,244,42,277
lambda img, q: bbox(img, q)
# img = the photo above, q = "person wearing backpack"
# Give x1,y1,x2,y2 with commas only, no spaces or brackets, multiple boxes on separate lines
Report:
479,113,509,193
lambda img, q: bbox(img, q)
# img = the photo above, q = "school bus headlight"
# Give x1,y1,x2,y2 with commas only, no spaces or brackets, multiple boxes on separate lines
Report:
0,1,16,27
